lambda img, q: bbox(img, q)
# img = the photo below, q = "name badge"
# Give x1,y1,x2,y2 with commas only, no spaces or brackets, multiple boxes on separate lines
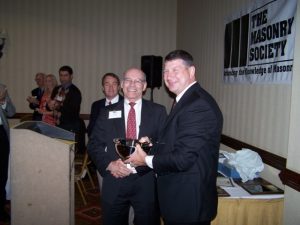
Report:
109,110,122,119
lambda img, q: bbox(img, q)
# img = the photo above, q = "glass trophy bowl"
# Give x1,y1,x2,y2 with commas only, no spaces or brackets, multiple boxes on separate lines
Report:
113,138,152,160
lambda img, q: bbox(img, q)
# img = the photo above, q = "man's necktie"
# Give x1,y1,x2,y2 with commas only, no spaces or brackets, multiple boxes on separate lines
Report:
126,102,136,139
171,99,177,111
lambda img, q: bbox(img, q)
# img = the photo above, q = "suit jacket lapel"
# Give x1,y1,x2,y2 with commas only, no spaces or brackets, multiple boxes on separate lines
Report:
100,99,106,108
111,100,126,138
163,83,200,131
139,99,151,138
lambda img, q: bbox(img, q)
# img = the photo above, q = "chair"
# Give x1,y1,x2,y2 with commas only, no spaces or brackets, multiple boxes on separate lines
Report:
74,150,96,205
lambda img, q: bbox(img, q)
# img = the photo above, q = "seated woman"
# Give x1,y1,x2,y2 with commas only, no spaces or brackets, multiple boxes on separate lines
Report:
37,74,57,125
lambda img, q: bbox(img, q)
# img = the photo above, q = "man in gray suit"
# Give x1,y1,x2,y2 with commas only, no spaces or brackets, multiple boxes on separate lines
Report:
0,83,16,223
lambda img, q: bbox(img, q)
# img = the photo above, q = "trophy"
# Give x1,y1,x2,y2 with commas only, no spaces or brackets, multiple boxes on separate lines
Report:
113,138,152,160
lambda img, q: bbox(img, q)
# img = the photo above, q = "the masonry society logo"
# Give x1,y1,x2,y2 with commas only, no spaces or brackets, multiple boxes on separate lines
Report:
224,0,296,84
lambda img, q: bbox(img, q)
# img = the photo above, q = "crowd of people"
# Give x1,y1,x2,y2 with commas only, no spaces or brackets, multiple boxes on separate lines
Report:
1,50,223,225
26,66,82,132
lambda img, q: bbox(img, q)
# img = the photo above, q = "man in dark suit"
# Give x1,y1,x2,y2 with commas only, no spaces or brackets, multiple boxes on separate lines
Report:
88,68,167,225
126,50,223,225
87,73,123,137
48,65,84,152
87,72,124,212
0,84,15,223
26,72,45,120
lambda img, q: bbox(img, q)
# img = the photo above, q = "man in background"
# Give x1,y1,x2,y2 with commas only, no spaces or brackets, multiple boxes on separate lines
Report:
88,68,167,225
48,65,84,152
87,72,124,197
127,50,223,225
26,72,45,120
87,72,123,136
0,83,15,223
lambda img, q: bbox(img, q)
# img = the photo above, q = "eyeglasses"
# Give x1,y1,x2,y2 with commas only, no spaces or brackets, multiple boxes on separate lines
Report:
123,78,145,86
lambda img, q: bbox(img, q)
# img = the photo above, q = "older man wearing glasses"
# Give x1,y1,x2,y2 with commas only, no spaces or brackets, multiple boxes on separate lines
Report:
88,68,167,225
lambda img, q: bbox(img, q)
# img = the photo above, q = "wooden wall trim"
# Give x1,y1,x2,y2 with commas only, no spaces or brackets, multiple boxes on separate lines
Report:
80,114,90,120
12,113,32,119
221,134,286,171
279,169,300,192
10,114,300,192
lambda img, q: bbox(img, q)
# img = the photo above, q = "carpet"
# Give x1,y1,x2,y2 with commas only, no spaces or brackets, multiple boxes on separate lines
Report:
76,203,102,224
86,187,100,198
75,185,102,225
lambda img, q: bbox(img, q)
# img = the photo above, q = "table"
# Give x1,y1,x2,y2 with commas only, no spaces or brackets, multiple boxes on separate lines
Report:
212,177,284,225
212,197,283,225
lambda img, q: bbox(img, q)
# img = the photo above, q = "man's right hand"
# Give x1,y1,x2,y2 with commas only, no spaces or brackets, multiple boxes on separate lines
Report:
124,144,147,167
107,159,132,178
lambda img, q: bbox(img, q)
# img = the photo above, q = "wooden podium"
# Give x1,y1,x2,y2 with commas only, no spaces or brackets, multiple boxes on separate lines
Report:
10,121,75,225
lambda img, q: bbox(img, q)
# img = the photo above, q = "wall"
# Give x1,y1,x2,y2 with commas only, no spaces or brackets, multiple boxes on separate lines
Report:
283,1,300,224
0,0,177,113
177,0,299,224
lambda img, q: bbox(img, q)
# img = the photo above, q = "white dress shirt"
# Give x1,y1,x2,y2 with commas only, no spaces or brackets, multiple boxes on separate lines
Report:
105,95,120,106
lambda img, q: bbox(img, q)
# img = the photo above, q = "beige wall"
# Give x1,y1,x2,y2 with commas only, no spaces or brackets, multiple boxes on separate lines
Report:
177,0,299,224
0,0,177,113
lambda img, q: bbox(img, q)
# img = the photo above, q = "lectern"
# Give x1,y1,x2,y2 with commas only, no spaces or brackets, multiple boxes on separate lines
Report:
10,121,75,225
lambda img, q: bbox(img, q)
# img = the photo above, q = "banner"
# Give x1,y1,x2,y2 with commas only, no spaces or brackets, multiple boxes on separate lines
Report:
223,0,297,84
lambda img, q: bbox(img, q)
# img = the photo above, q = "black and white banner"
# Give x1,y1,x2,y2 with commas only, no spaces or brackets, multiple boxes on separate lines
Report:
224,0,297,84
